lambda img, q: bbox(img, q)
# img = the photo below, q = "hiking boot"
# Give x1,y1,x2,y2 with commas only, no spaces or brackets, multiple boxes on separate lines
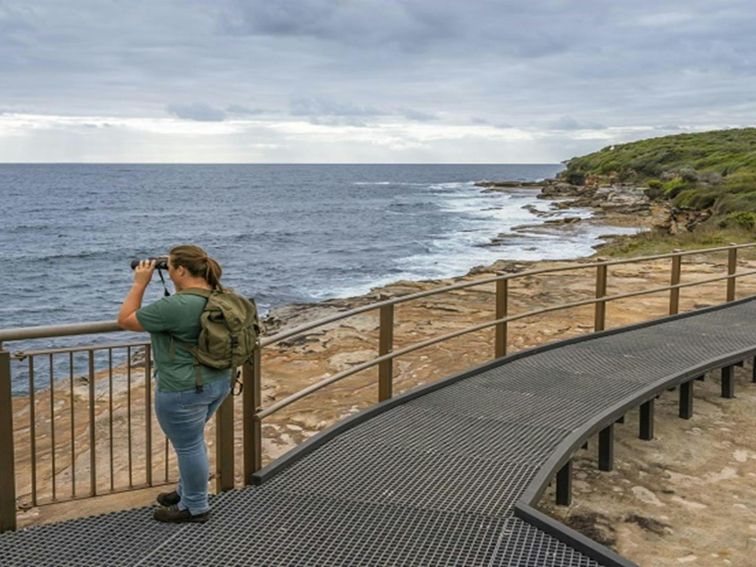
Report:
153,505,209,524
156,490,181,507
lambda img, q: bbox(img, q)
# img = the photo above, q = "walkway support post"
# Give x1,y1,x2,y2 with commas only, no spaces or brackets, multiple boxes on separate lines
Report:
88,351,97,495
243,351,262,483
143,349,151,488
598,425,614,471
640,400,654,440
216,379,235,492
721,366,735,399
594,261,607,332
679,380,694,419
669,248,682,315
378,303,394,402
495,278,508,358
0,347,16,532
727,244,737,302
556,460,572,506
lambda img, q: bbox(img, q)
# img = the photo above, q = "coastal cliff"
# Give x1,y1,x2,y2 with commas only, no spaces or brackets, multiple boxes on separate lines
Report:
559,127,756,234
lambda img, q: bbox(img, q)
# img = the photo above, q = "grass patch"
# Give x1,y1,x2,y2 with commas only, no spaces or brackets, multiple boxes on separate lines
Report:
596,226,756,259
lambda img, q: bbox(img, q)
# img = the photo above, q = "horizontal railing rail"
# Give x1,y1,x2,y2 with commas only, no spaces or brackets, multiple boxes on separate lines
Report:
257,267,756,418
1,241,755,532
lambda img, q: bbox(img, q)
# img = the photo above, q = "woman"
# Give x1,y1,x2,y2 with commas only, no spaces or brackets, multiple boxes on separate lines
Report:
118,244,231,523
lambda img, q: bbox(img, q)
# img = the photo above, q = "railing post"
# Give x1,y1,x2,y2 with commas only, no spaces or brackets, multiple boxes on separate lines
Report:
378,303,394,402
598,424,614,472
727,243,737,302
243,351,262,483
679,380,694,419
669,248,682,315
556,460,572,506
639,400,654,440
215,372,235,492
495,278,508,358
0,347,17,532
143,347,152,487
721,366,735,399
594,260,607,332
88,351,97,495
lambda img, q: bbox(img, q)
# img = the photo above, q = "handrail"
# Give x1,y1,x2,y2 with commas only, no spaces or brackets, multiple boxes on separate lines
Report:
257,268,756,417
2,242,754,346
14,341,150,360
0,321,122,343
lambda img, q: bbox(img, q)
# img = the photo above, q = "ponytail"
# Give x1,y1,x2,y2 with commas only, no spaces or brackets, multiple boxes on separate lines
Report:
205,258,224,291
169,244,223,291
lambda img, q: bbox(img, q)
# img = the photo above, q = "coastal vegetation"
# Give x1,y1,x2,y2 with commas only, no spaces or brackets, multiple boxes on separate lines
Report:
597,225,756,259
560,128,756,236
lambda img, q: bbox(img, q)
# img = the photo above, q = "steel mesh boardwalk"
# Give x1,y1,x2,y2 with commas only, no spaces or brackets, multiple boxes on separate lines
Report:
3,298,756,566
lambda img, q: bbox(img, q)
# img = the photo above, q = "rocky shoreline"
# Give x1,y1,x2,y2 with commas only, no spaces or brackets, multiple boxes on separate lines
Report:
474,177,711,239
265,176,666,332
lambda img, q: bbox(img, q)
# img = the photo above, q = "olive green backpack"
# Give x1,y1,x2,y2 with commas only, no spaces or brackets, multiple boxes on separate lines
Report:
172,288,262,393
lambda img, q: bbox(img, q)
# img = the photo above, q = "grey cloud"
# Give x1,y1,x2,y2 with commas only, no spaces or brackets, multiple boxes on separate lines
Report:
226,104,265,115
290,97,437,123
307,115,369,128
471,117,514,129
2,0,756,161
654,124,684,131
166,102,226,122
290,97,386,117
218,0,455,51
547,116,606,131
402,109,437,122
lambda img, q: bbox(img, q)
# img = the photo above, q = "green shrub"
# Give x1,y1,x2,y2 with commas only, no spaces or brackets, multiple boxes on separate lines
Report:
662,178,689,198
598,160,620,174
713,191,756,215
564,171,586,185
673,189,718,209
617,168,637,182
718,211,756,231
721,171,756,193
645,178,663,199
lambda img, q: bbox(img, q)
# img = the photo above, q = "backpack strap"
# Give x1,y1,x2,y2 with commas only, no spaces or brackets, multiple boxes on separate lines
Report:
169,335,205,392
176,288,213,299
170,288,214,392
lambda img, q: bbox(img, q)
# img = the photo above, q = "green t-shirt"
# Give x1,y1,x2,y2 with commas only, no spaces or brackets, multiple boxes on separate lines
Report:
136,291,230,392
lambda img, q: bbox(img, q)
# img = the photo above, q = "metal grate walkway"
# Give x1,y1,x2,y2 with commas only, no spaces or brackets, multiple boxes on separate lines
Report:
3,298,756,566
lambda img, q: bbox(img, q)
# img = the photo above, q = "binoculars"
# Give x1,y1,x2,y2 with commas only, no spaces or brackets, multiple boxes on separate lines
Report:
130,256,169,270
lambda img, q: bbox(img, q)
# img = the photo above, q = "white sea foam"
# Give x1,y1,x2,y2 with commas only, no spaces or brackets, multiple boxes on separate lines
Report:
314,181,644,301
352,181,426,186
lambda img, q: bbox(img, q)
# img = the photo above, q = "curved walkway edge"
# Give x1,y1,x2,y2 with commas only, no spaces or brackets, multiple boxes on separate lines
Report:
2,296,756,566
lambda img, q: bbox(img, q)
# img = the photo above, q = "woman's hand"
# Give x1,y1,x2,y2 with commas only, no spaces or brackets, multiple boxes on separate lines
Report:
134,259,156,287
118,260,153,331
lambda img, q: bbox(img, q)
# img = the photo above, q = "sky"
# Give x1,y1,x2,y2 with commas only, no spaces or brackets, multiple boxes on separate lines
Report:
1,0,755,163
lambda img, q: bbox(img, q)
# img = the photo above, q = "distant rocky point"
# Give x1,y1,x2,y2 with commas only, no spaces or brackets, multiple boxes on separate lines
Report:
474,180,544,189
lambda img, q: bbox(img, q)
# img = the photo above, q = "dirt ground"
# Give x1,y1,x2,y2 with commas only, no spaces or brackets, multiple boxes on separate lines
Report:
541,363,756,567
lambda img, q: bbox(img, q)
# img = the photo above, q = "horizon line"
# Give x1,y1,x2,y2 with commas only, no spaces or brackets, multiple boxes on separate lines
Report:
0,161,564,166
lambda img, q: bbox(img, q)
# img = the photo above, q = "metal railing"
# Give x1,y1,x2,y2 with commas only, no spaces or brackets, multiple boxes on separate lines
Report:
1,242,755,532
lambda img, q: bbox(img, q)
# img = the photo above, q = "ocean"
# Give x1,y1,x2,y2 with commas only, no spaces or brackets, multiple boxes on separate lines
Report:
1,164,640,391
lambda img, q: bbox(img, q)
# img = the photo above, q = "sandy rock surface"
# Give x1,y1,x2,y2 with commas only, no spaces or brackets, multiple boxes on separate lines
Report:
541,363,756,566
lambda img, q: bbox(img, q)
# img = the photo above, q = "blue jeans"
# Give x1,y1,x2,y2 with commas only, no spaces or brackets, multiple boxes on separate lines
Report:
155,378,231,515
